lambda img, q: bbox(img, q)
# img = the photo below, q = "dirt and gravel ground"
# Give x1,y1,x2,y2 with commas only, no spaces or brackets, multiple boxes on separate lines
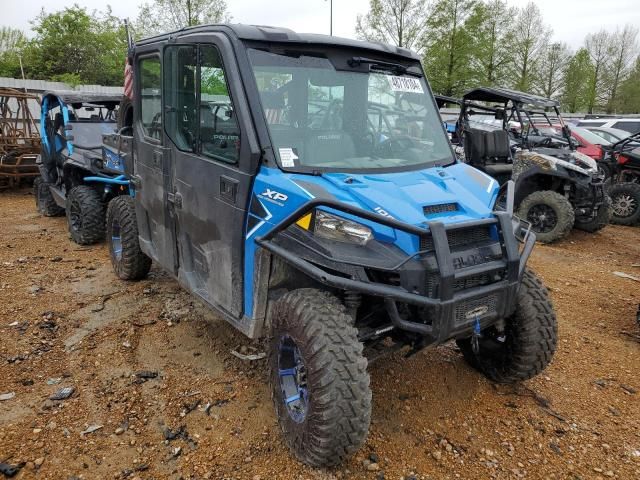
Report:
1,188,639,480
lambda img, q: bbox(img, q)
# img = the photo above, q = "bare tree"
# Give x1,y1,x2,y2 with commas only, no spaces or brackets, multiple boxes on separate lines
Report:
510,2,551,92
585,29,612,113
0,27,26,54
136,0,230,37
535,42,571,99
605,24,639,112
356,0,431,53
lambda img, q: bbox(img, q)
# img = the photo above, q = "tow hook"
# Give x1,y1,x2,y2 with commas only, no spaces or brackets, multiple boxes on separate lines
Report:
471,317,482,354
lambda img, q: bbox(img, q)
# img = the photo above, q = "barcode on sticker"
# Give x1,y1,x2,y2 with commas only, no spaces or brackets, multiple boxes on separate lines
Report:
387,76,424,93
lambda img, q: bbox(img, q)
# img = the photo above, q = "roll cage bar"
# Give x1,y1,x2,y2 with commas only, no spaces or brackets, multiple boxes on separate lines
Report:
459,88,575,151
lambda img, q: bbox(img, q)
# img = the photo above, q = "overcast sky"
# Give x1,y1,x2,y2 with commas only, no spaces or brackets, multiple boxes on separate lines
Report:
5,0,640,50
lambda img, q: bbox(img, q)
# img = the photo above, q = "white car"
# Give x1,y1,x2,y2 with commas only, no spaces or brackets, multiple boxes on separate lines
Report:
577,118,640,134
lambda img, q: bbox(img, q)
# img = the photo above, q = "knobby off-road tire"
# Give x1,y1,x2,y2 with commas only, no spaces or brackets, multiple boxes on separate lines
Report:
66,185,105,245
34,177,64,217
608,182,640,226
269,289,371,467
574,194,612,233
517,190,575,244
106,196,151,280
457,269,557,383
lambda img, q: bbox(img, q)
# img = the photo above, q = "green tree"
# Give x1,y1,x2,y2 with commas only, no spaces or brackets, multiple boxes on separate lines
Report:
604,24,638,113
135,0,230,38
470,0,516,87
584,29,612,113
355,0,431,53
534,42,571,99
24,5,127,86
617,56,640,113
511,2,551,92
561,48,594,113
0,27,27,78
422,0,481,96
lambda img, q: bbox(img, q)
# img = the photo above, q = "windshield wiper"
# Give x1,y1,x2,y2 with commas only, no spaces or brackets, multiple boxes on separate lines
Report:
348,57,422,77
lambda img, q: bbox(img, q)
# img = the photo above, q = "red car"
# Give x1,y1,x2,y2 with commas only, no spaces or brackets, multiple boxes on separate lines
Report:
536,124,611,160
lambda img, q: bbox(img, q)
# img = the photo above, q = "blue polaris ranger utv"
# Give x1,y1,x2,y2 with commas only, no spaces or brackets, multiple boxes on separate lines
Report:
35,91,129,245
105,25,557,467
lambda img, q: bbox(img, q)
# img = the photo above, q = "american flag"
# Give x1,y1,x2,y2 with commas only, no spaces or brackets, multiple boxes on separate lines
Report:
124,57,134,100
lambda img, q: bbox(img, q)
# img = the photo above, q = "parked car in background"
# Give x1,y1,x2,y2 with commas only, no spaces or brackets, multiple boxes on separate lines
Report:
585,127,632,144
534,125,611,161
577,118,640,134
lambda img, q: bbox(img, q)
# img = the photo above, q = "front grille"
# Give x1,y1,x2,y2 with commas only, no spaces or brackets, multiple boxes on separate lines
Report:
420,225,493,252
424,272,493,298
423,203,458,215
454,293,499,324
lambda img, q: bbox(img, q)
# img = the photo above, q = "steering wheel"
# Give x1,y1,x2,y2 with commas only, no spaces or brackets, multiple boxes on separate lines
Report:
373,135,416,158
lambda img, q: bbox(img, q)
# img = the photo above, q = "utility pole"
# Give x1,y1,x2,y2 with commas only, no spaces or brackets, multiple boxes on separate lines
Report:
326,0,333,36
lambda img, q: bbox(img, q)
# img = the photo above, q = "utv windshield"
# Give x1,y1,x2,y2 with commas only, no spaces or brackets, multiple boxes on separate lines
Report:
248,49,453,172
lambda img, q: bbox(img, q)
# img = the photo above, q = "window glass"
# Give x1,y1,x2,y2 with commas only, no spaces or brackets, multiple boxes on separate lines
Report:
613,121,640,134
249,49,452,172
199,45,240,163
139,57,162,140
164,46,197,151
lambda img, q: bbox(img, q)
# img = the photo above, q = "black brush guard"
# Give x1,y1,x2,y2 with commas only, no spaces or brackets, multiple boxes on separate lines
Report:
255,182,536,342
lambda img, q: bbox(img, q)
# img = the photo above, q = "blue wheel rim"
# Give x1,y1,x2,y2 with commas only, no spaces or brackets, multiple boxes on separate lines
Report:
278,335,308,423
111,219,122,261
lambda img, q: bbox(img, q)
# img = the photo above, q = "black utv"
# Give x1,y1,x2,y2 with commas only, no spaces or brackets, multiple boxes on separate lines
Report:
600,131,640,225
35,91,128,244
456,87,610,243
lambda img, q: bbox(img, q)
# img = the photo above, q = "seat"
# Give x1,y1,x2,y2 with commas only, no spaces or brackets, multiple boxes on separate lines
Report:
463,128,486,166
304,131,356,166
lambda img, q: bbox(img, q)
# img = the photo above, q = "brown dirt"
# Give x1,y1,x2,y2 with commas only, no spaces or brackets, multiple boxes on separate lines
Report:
1,188,639,480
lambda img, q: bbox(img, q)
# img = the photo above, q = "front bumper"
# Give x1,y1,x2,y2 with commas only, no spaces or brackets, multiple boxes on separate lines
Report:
255,182,535,343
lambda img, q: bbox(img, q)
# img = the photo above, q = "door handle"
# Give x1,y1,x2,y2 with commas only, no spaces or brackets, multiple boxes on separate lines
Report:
167,192,183,209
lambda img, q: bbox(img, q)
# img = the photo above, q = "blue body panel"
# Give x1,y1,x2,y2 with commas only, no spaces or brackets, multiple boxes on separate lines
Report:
243,162,499,315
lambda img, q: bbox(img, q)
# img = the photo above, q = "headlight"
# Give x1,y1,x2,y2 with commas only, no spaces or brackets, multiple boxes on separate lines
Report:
313,211,373,245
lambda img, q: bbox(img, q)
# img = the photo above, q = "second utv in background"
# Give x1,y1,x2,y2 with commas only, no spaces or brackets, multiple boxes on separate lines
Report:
456,87,610,243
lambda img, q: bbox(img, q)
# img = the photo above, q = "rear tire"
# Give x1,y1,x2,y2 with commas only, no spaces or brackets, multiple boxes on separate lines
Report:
609,182,640,225
270,289,371,467
66,185,105,245
457,269,557,383
574,195,612,232
34,177,64,217
517,190,574,243
106,196,151,280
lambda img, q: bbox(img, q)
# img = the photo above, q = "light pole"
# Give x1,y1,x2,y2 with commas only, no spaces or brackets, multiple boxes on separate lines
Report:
326,0,333,36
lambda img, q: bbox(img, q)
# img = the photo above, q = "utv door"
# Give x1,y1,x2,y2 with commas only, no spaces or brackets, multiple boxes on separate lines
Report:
133,53,178,273
163,40,254,319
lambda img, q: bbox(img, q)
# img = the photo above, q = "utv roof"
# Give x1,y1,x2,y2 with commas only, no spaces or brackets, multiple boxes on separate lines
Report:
434,94,461,108
462,87,560,108
136,24,421,61
42,90,122,107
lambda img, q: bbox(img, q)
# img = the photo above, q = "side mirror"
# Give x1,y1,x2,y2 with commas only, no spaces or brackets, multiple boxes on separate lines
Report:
65,134,74,142
225,109,233,119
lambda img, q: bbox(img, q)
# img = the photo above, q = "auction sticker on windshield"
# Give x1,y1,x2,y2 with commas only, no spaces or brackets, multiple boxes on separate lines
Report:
279,148,298,167
387,76,424,93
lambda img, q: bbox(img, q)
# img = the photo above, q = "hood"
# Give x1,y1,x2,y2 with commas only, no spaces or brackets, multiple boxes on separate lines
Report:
291,162,498,227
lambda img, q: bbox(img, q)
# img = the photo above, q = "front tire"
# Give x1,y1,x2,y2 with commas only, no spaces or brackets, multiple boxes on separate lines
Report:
34,177,64,217
574,195,612,232
106,196,151,280
517,190,575,243
457,269,557,383
270,289,371,467
66,185,105,245
609,182,640,225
